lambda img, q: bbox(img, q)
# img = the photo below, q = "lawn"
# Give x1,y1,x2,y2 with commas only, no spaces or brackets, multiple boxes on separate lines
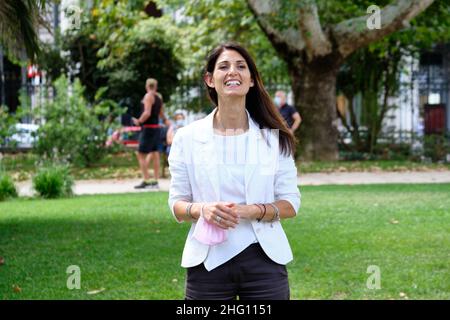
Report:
0,184,449,299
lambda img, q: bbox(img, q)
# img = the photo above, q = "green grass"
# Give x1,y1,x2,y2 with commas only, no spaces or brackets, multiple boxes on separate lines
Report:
298,160,450,173
0,184,449,300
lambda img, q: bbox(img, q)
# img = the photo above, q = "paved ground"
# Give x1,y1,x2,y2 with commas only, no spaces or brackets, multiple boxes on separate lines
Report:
16,170,450,197
298,171,450,186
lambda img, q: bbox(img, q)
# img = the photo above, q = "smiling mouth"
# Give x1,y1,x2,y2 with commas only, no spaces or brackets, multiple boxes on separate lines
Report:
225,80,241,87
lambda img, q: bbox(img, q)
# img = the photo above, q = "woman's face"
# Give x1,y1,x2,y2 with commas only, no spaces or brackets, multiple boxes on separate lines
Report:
206,49,254,99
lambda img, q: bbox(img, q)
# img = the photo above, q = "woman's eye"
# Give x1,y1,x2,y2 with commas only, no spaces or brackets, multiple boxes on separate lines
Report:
238,65,246,69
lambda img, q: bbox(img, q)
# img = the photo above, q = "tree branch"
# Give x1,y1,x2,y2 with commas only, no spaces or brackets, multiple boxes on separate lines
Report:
298,2,331,61
247,0,305,57
333,0,435,58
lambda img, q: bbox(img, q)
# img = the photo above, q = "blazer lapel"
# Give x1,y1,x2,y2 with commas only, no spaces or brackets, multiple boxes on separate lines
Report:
192,110,220,201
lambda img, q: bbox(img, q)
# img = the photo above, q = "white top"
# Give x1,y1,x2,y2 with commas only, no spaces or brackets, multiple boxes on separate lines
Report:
203,131,258,271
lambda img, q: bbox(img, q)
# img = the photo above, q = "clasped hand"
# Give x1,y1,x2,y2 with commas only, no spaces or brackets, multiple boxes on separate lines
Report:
202,202,249,230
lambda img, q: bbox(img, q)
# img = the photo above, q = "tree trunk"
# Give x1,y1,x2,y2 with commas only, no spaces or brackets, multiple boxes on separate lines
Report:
289,54,342,161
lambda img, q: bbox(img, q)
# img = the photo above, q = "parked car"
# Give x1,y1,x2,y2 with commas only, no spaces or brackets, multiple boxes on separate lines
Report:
106,126,141,148
10,123,39,149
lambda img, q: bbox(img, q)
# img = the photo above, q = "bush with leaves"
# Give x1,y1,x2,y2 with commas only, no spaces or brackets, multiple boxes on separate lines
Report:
34,75,125,167
0,171,18,201
423,134,450,163
0,105,18,148
32,165,74,199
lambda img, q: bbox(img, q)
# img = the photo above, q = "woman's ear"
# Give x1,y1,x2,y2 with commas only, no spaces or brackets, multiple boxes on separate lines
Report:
204,73,215,88
250,78,254,87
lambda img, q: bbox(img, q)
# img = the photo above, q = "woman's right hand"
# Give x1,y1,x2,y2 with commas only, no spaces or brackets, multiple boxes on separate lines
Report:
202,202,240,230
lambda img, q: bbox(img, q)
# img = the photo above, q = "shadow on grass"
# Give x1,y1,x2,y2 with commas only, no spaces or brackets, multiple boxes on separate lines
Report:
0,214,190,299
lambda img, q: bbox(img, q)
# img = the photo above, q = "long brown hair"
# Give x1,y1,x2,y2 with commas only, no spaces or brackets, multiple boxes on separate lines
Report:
204,42,296,157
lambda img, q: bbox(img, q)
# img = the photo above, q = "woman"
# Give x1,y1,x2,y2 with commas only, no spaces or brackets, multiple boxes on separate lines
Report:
168,43,301,300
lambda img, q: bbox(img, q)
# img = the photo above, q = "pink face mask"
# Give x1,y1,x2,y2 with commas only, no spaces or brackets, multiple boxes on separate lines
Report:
192,215,227,245
192,204,232,245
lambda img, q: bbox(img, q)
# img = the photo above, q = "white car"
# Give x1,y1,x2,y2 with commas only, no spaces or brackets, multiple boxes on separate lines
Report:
10,123,39,148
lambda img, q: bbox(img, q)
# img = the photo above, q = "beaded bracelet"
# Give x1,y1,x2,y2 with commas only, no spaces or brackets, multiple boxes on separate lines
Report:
186,202,195,220
268,203,280,227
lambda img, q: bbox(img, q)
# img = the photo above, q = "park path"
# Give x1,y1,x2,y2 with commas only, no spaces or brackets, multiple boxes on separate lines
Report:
16,170,450,197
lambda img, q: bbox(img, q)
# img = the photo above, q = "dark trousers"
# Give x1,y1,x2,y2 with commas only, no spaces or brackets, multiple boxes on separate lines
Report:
185,243,290,300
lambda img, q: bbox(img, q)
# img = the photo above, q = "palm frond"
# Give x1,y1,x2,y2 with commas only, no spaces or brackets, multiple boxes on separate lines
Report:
0,0,47,62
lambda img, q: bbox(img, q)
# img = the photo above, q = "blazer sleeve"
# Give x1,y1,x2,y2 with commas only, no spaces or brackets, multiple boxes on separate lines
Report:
274,152,301,215
167,128,193,223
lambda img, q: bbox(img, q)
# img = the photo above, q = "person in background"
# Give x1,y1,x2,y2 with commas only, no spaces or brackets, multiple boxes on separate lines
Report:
166,109,187,155
132,78,166,189
274,90,302,134
159,117,172,154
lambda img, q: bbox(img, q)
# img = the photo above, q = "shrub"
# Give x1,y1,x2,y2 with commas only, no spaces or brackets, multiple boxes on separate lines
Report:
32,165,74,199
373,142,412,161
0,172,18,201
34,76,124,167
423,134,450,162
0,105,18,148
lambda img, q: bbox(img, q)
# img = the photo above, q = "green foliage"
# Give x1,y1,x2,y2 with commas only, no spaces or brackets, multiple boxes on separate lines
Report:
36,43,68,82
63,0,182,116
337,41,403,154
32,165,74,199
334,0,450,157
0,105,18,148
160,0,289,83
100,17,182,115
423,134,450,163
0,0,47,62
0,172,18,201
63,34,107,102
34,75,125,167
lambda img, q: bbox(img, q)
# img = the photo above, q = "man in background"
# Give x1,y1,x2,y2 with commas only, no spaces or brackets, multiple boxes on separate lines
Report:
274,90,302,134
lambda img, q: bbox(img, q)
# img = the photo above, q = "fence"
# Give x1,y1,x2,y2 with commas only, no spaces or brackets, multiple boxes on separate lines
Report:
17,83,54,124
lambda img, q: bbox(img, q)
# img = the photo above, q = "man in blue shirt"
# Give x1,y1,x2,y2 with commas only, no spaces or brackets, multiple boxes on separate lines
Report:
274,90,302,134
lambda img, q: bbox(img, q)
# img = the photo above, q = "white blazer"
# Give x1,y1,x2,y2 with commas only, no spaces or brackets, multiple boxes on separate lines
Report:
168,108,301,268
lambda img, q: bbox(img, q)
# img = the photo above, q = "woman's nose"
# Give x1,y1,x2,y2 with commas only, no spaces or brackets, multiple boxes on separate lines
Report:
228,65,239,75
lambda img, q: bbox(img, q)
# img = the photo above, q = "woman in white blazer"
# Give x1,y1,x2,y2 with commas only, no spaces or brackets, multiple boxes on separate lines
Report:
168,42,301,300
